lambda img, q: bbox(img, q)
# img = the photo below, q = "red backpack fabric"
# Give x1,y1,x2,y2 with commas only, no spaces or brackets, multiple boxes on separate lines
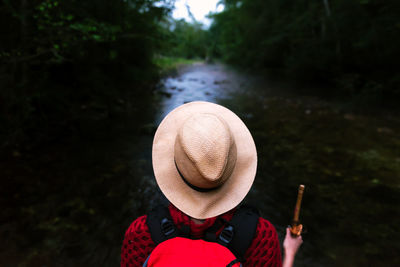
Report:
143,205,260,267
121,204,283,266
143,237,241,267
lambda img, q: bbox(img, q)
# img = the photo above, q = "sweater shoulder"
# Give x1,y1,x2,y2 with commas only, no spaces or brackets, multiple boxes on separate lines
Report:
121,215,155,267
244,217,282,267
124,215,150,236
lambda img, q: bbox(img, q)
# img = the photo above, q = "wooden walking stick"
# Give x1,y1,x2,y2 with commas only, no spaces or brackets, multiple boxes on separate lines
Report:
290,184,305,236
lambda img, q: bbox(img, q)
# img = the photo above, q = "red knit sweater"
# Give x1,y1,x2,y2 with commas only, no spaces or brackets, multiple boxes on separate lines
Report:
121,205,282,267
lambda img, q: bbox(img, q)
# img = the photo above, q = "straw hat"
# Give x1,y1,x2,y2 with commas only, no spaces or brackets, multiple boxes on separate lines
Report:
152,101,257,219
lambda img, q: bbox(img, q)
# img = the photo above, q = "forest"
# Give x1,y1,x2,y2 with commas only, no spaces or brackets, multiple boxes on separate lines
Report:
210,0,400,104
1,0,399,266
1,0,399,148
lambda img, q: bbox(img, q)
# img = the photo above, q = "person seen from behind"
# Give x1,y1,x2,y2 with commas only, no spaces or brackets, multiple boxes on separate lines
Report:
121,101,303,266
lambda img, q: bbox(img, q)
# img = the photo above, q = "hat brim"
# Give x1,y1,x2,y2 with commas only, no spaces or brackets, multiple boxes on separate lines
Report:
152,101,257,219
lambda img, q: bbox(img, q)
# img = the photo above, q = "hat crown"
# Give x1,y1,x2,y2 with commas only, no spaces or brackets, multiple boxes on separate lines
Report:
175,113,237,189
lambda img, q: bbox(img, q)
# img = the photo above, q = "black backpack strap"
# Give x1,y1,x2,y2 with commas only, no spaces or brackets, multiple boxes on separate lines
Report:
204,217,226,242
226,259,242,267
218,205,260,262
146,205,178,245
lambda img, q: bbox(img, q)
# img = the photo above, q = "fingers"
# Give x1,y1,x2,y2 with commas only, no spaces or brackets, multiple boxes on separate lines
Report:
286,226,303,242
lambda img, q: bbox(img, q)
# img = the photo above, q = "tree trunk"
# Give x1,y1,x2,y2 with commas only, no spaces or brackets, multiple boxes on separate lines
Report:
20,0,28,87
322,0,331,17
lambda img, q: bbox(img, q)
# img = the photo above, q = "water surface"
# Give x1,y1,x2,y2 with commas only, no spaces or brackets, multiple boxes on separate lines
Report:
1,63,399,266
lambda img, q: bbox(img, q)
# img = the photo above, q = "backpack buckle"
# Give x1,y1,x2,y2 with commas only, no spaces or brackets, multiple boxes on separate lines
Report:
161,218,175,236
219,225,234,245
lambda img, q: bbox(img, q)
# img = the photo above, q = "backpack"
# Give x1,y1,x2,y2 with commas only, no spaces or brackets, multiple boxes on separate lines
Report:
144,205,259,267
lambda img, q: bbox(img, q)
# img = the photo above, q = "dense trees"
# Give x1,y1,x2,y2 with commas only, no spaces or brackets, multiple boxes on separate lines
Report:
0,0,172,146
2,0,399,147
160,19,209,59
210,0,400,105
1,2,399,265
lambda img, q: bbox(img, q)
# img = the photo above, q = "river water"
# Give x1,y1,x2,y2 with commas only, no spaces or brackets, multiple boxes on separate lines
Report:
155,63,250,122
1,63,399,266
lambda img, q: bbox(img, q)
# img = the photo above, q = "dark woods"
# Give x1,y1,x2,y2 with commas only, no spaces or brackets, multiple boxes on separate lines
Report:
1,1,400,266
0,0,172,148
210,0,400,104
1,0,399,148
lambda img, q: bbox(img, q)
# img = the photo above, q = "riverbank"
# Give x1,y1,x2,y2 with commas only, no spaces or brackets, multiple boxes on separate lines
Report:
222,91,400,266
153,56,201,76
1,62,399,266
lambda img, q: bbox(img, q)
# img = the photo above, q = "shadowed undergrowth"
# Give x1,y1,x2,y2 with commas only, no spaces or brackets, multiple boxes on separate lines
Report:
222,92,400,266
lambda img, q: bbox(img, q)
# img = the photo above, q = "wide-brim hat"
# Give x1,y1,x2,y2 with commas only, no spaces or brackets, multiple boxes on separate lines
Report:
152,101,257,219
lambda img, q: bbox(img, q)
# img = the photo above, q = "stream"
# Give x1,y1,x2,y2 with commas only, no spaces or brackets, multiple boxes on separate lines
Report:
1,63,399,266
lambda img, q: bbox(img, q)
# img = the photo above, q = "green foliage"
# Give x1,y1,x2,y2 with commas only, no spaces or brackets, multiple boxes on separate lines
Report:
0,0,173,146
153,56,199,74
159,19,209,59
210,0,400,106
